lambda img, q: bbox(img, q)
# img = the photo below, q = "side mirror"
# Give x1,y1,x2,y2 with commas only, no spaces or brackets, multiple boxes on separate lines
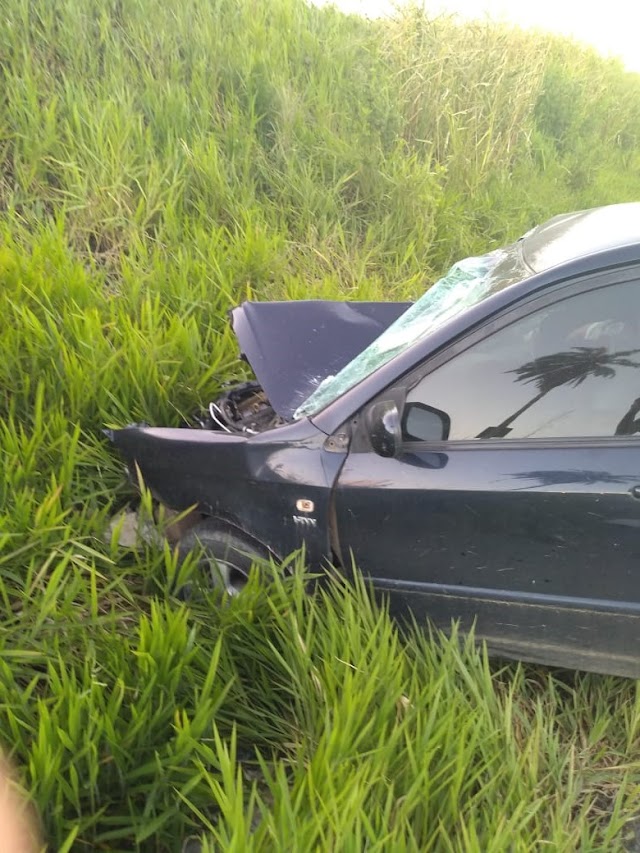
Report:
402,402,450,442
366,400,402,458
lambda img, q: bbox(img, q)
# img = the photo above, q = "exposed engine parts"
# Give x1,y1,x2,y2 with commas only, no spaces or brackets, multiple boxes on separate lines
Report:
195,381,283,435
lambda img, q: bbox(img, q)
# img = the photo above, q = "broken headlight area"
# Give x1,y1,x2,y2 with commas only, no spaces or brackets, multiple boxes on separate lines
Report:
193,381,285,435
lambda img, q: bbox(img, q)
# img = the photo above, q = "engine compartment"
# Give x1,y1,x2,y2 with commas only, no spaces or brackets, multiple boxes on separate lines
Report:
195,381,283,435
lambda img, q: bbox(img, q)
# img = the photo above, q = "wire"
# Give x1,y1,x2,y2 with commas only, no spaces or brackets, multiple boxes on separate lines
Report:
208,402,232,432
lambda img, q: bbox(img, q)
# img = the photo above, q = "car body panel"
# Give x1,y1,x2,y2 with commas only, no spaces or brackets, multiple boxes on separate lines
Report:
108,419,343,565
380,583,640,678
522,202,640,273
230,300,409,418
333,442,640,677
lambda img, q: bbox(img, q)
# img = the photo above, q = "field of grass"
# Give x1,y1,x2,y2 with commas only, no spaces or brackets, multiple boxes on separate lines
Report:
2,0,640,848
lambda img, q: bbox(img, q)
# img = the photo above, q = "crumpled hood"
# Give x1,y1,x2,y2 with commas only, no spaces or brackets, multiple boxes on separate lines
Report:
230,300,410,419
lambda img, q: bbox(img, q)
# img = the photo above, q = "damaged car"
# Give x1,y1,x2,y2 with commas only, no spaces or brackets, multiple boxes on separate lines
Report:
109,203,640,678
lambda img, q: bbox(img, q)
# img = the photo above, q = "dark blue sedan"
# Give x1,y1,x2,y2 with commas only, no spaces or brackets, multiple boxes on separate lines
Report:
110,203,640,677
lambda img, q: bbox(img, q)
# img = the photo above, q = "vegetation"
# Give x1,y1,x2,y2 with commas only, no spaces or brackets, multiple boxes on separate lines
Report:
1,0,640,848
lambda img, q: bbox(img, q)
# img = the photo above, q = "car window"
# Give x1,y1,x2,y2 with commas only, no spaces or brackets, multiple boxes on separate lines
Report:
293,244,528,420
404,280,640,441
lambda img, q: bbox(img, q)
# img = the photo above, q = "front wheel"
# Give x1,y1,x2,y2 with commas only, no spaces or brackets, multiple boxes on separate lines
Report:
177,521,265,596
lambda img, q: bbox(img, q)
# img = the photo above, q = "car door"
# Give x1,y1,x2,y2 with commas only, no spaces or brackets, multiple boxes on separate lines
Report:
333,272,640,676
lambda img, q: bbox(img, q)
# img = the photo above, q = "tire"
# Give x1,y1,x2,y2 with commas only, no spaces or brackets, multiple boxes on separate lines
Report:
177,521,265,596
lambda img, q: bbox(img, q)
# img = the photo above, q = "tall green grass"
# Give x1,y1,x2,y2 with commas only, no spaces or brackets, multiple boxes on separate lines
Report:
2,548,640,850
1,0,640,848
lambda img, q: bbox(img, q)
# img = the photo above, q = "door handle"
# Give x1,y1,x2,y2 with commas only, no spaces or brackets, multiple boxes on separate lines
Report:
631,486,640,499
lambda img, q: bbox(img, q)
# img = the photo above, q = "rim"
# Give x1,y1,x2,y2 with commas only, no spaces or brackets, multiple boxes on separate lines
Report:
204,556,249,596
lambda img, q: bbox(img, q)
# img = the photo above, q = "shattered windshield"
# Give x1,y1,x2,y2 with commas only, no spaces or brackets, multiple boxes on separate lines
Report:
293,244,528,419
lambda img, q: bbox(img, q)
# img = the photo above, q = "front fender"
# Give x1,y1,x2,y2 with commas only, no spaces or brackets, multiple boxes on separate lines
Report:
107,423,341,565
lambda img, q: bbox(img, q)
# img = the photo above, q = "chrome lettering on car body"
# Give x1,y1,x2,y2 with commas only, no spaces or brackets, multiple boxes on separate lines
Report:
293,515,317,527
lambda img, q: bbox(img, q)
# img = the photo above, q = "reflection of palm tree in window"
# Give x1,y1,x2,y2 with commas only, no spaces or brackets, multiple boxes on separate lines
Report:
477,347,640,439
615,397,640,435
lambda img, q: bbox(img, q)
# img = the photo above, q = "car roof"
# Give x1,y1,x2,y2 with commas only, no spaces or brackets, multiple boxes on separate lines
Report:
522,202,640,273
